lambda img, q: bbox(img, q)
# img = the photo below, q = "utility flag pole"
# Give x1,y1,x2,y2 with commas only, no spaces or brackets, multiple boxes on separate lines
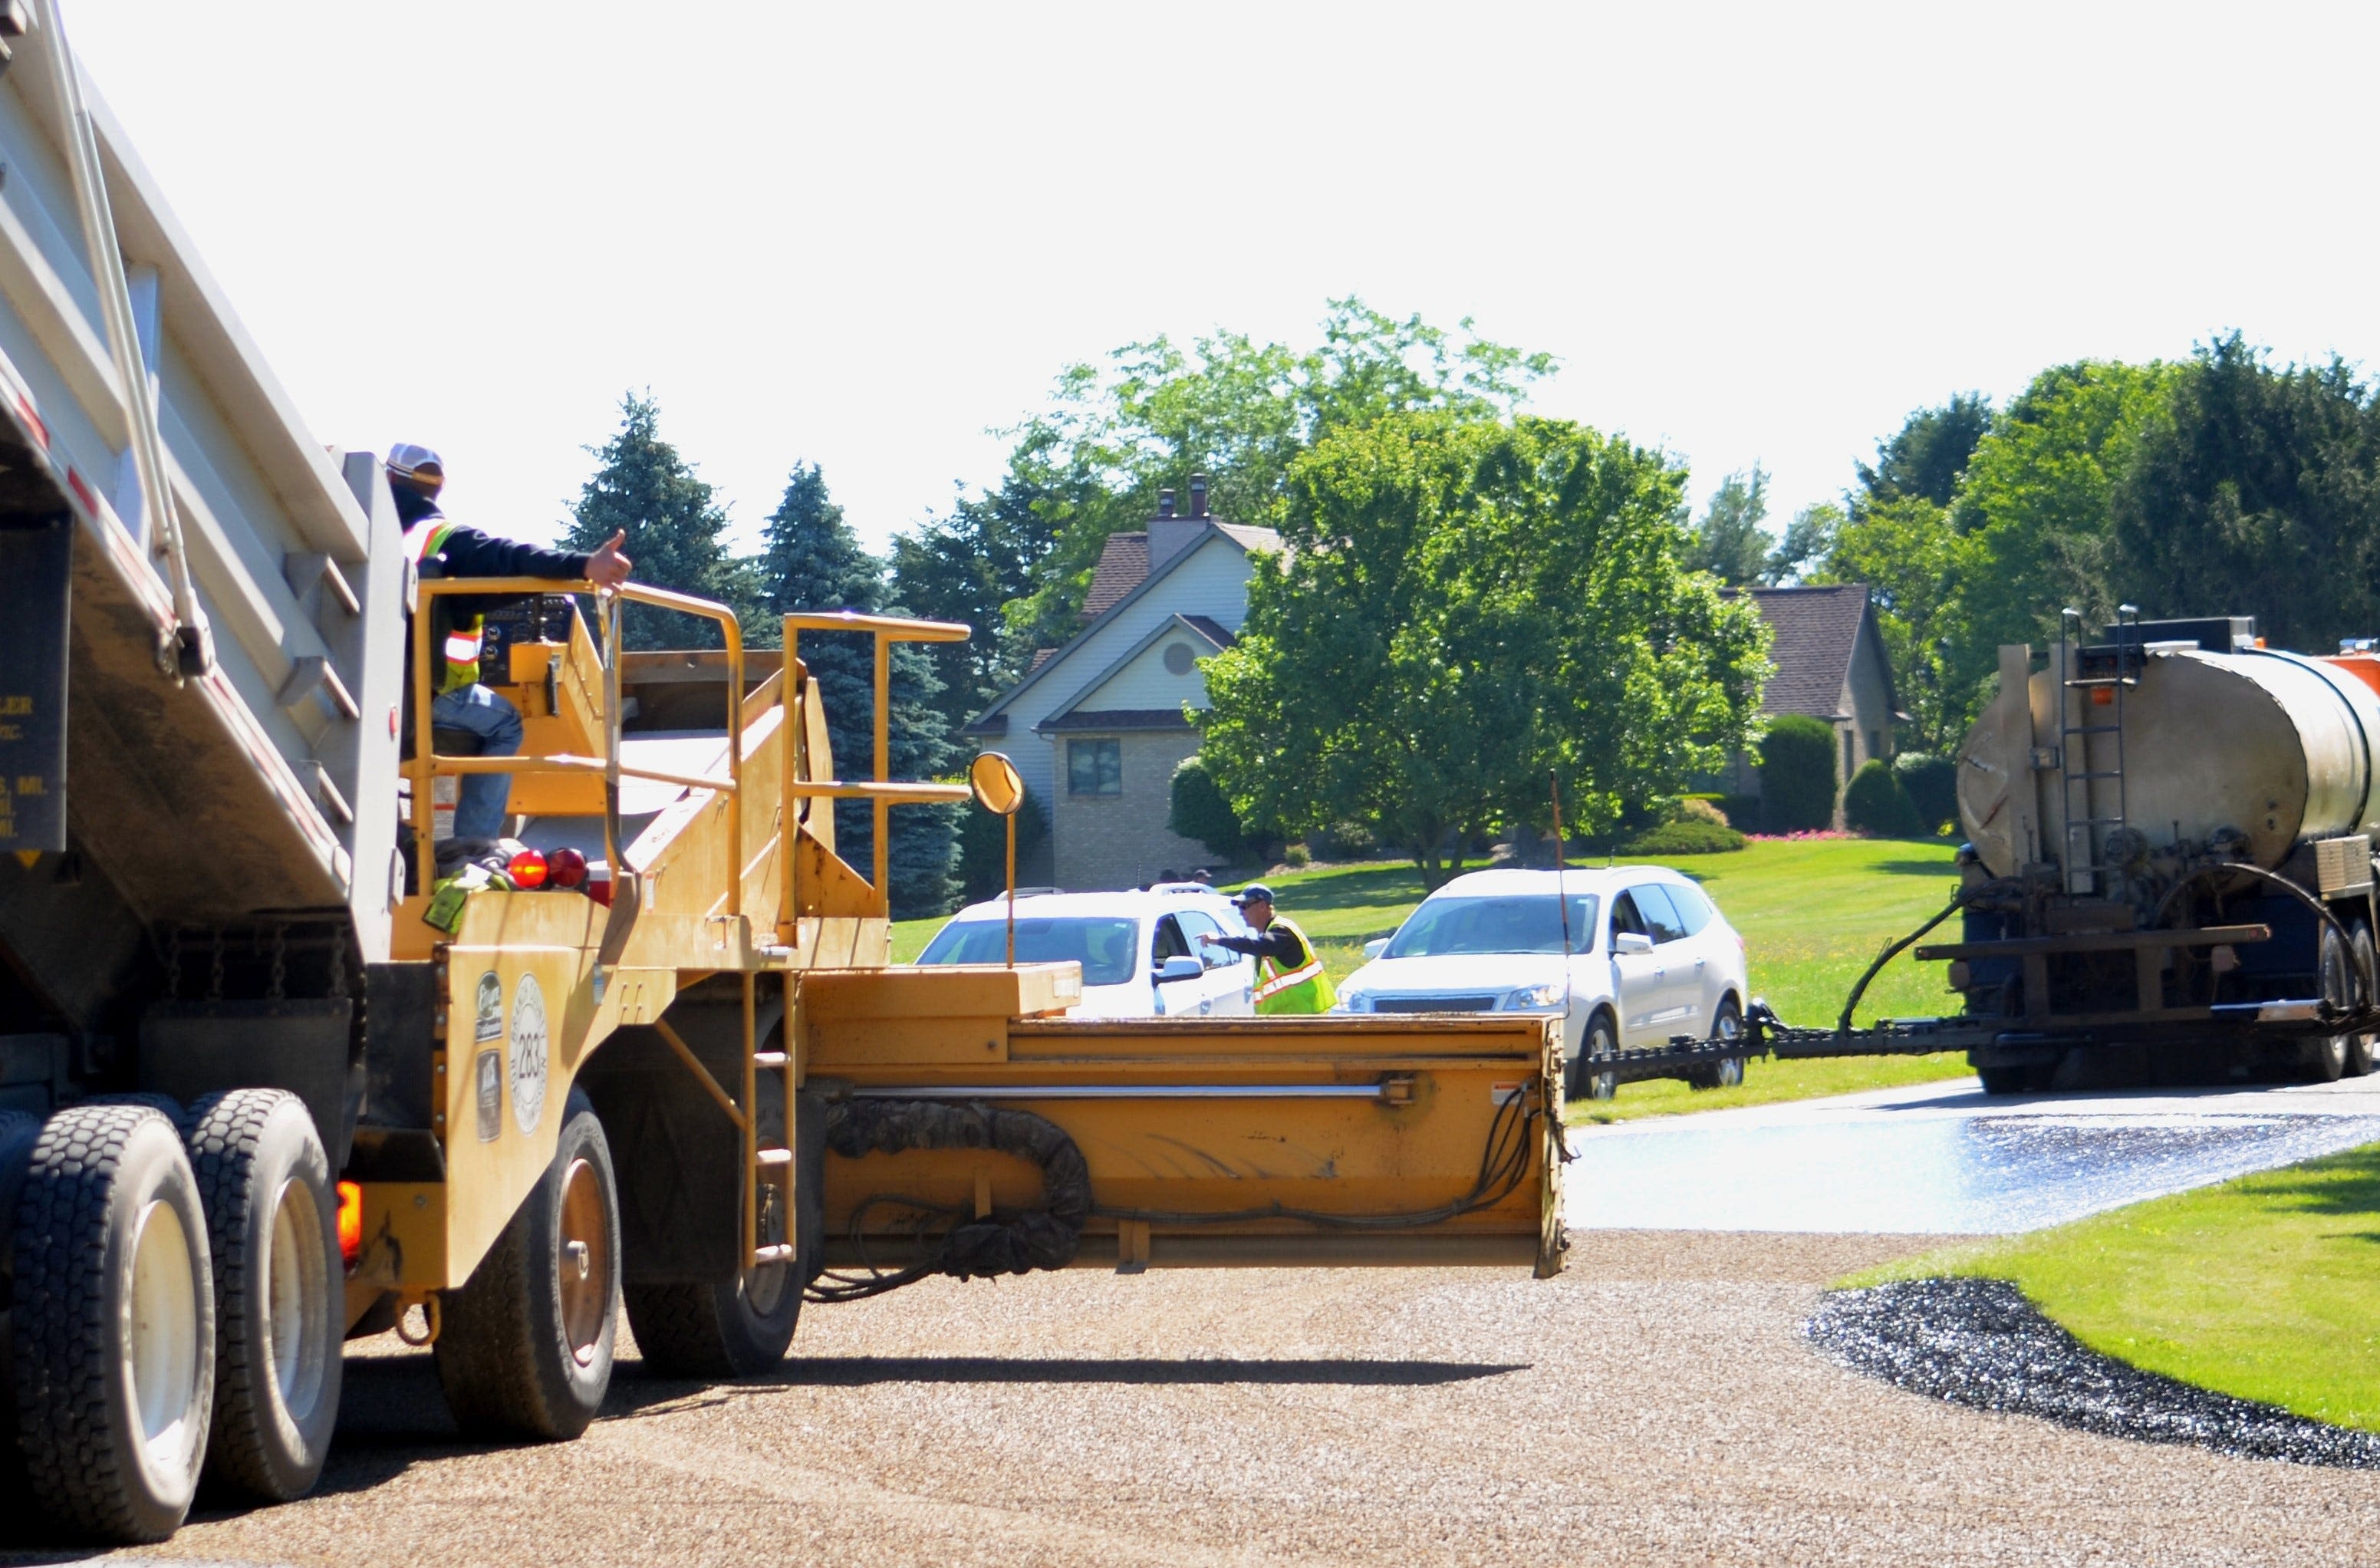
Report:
1551,772,1571,960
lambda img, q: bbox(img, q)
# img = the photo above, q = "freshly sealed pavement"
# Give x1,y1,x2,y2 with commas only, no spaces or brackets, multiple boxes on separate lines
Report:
1565,1073,2380,1233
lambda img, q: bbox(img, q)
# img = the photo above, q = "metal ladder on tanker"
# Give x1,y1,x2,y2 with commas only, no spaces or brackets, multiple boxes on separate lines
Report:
2057,604,2140,896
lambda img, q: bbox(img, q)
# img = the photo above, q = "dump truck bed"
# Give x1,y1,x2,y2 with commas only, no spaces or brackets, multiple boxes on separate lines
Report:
0,35,402,957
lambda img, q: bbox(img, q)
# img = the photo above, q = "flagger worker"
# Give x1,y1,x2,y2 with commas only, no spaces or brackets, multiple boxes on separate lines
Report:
389,443,633,844
1199,882,1338,1014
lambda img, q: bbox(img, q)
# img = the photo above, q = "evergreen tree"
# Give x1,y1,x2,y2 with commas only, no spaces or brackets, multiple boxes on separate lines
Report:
565,394,758,650
1684,466,1771,585
758,462,960,916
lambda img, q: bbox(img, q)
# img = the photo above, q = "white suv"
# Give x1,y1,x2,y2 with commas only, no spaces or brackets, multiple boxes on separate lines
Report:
1334,866,1750,1099
915,885,1258,1019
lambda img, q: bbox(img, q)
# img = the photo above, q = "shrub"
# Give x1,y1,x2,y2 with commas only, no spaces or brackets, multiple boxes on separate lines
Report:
1758,714,1838,832
1675,796,1732,829
1843,758,1927,837
1168,755,1244,859
1717,793,1763,831
1281,842,1312,868
957,779,1048,903
1894,752,1959,835
1618,819,1746,855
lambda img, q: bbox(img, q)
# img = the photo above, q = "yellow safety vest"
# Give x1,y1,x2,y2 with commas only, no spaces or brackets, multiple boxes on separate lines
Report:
1251,914,1335,1015
403,518,485,694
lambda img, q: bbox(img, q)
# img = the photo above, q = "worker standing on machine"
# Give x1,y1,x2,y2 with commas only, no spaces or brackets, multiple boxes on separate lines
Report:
388,443,634,844
1200,882,1338,1014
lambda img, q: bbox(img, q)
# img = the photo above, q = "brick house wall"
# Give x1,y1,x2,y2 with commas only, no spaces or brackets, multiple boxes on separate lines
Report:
1052,728,1211,890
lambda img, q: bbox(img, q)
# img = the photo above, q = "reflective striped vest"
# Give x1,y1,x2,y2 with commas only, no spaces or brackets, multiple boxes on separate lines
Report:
403,516,485,694
1251,914,1335,1015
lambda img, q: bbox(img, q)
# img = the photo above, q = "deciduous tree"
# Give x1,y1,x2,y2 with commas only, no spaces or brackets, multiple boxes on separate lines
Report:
1200,413,1769,888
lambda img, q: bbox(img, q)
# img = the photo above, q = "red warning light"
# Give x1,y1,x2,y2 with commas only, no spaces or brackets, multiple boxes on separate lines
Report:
506,849,550,889
548,846,588,890
337,1181,364,1267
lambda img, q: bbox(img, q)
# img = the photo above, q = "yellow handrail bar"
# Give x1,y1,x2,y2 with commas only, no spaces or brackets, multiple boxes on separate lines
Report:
407,577,747,921
778,610,973,937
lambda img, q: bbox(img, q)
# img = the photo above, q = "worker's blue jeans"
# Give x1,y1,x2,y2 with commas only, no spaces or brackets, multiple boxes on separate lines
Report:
430,683,524,842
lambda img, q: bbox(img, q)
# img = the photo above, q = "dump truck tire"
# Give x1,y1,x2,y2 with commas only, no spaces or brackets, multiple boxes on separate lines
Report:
435,1091,618,1439
184,1090,341,1502
12,1103,215,1543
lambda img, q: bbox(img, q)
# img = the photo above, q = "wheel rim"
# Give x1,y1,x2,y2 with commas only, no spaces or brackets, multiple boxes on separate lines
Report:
127,1197,202,1467
1715,1006,1743,1086
1589,1022,1617,1098
265,1176,331,1425
556,1157,611,1365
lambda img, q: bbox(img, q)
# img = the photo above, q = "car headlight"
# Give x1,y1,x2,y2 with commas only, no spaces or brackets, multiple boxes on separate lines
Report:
1503,982,1565,1010
1338,988,1371,1013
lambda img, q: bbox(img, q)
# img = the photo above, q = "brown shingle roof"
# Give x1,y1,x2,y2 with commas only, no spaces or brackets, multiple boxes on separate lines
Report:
1082,532,1149,621
1740,585,1872,720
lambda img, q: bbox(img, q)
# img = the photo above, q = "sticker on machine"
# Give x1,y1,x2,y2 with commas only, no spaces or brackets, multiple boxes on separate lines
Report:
509,973,549,1135
475,1049,502,1141
474,970,502,1043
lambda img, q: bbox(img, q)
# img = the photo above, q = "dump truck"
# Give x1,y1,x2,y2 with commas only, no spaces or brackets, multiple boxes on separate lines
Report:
0,11,1563,1545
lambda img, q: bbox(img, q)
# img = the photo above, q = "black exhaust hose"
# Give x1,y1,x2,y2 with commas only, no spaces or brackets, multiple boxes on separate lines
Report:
821,1098,1091,1279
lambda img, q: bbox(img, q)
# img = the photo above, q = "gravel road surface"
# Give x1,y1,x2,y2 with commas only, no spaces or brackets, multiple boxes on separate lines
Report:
23,1230,2375,1568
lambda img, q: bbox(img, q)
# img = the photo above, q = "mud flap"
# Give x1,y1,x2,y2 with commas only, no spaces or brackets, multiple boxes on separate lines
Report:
0,516,70,855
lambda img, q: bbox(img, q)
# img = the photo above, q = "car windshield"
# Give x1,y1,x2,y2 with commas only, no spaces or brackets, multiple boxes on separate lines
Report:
1381,894,1601,958
917,917,1140,987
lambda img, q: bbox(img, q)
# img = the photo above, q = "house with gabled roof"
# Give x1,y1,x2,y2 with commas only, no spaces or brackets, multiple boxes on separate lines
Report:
967,476,1278,889
1718,583,1907,807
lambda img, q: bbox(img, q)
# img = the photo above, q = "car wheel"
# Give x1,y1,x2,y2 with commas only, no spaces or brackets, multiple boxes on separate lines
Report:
1687,998,1746,1090
1567,1012,1619,1102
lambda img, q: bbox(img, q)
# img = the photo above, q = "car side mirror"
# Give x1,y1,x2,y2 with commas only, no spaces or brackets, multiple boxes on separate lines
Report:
1156,956,1204,984
1614,932,1654,956
1363,937,1389,960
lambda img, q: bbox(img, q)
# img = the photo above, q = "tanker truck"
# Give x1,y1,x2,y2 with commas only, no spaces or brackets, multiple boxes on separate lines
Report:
0,11,1562,1546
1942,611,2380,1091
1580,610,2380,1097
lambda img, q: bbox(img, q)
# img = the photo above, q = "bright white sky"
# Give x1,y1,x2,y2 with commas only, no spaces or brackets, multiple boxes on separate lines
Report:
68,2,2380,562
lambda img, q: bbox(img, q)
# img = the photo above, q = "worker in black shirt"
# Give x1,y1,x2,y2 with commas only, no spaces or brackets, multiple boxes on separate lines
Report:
1198,883,1338,1013
389,443,632,842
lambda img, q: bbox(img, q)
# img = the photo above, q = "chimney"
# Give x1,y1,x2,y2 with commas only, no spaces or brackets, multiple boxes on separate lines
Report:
1149,480,1202,573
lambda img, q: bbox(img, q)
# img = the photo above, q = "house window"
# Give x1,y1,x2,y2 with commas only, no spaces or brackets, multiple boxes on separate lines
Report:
1842,729,1855,779
1163,641,1196,675
1068,738,1121,796
1869,729,1884,763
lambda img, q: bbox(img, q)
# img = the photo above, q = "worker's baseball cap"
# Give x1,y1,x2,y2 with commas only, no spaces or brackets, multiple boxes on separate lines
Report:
1231,883,1276,906
385,443,445,486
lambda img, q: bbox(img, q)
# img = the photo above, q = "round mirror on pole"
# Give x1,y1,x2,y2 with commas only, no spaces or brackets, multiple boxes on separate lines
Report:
969,753,1025,965
968,751,1023,816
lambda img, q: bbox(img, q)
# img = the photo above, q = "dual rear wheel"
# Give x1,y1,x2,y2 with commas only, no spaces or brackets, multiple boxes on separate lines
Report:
8,1089,340,1543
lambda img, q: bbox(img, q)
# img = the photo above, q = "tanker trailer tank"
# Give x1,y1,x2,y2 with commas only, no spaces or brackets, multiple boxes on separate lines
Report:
1957,644,2380,888
1939,617,2380,1092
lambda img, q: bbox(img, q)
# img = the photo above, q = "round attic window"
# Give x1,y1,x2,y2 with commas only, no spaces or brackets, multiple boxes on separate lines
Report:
1163,641,1196,675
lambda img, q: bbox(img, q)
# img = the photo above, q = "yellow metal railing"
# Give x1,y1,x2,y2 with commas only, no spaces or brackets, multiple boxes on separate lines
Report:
778,611,972,937
406,576,748,911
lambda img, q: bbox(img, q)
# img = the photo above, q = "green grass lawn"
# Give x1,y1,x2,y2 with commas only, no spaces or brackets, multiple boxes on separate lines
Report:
1848,1142,2380,1431
889,837,1977,1121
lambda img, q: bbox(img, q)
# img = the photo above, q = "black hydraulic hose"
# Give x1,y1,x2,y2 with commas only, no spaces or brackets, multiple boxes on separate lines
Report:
1837,890,1970,1036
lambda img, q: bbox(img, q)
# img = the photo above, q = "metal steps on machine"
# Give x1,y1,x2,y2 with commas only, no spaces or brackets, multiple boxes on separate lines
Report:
2057,604,2140,896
